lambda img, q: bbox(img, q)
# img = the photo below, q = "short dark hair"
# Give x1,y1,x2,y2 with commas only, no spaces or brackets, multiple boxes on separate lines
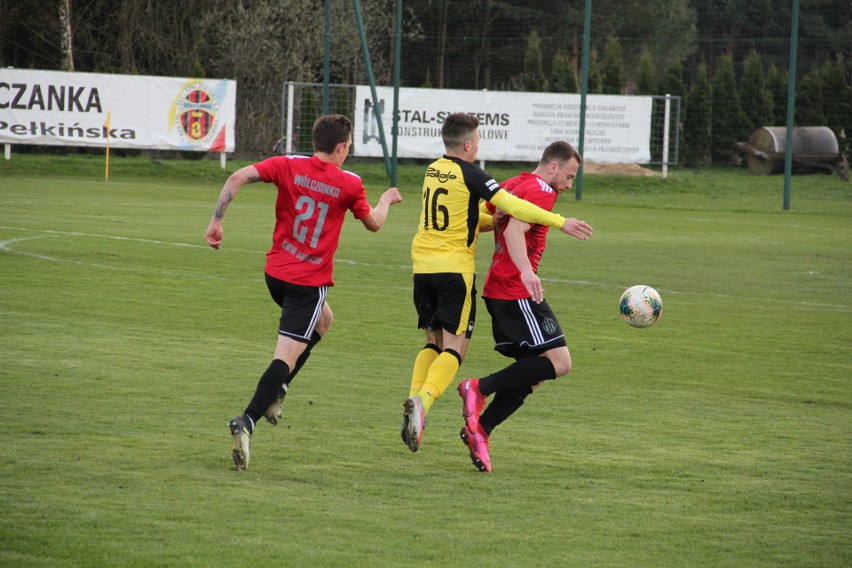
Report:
441,113,479,150
540,140,582,166
313,115,352,153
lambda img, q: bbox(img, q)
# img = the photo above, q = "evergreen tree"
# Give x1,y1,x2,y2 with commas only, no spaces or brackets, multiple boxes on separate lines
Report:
635,49,666,162
657,61,685,164
660,61,686,98
601,36,624,94
766,64,788,126
711,52,744,164
522,29,547,92
684,61,712,166
635,49,657,95
551,50,577,93
740,50,773,134
587,48,603,94
820,58,851,142
796,67,825,126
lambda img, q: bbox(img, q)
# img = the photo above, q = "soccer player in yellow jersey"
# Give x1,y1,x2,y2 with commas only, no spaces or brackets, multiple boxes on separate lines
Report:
401,113,593,452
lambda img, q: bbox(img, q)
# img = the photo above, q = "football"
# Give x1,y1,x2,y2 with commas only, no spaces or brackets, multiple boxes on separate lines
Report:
619,285,663,328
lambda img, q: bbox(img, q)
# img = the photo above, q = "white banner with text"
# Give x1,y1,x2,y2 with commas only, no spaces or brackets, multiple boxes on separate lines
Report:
353,86,652,163
0,69,236,152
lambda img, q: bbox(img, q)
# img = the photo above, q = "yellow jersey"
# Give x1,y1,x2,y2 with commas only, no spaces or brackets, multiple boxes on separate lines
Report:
412,156,565,274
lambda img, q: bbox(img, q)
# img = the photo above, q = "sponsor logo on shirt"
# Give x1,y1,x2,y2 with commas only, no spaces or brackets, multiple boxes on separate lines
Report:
281,240,324,265
293,175,341,198
425,167,457,183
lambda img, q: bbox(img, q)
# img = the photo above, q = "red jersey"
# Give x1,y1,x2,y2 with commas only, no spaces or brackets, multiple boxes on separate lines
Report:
253,155,371,287
482,172,557,300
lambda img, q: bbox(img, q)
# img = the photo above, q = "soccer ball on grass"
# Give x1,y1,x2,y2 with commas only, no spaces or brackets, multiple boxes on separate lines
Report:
619,285,663,328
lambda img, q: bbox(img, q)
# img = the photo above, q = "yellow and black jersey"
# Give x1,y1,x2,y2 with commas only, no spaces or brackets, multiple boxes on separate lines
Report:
411,155,565,274
412,156,498,273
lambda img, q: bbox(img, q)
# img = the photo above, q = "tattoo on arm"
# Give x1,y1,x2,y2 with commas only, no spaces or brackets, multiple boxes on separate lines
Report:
214,189,233,219
213,172,259,218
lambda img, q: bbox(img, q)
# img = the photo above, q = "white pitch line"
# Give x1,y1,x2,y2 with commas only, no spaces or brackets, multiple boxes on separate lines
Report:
540,277,851,312
0,226,404,279
682,216,852,233
0,226,210,249
2,226,849,311
0,229,243,277
0,235,123,270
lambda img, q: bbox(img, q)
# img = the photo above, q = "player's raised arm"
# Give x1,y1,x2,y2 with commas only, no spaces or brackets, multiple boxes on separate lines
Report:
488,187,592,240
559,216,593,240
205,165,262,249
488,188,564,229
360,187,403,232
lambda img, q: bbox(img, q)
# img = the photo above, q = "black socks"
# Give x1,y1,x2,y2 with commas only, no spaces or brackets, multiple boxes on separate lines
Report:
478,356,556,397
245,359,290,426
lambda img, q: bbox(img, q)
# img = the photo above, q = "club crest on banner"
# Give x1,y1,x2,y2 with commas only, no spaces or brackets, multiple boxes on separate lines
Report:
172,81,220,146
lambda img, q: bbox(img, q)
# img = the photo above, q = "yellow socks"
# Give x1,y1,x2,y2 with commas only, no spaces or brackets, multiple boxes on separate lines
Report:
418,350,461,413
409,344,440,397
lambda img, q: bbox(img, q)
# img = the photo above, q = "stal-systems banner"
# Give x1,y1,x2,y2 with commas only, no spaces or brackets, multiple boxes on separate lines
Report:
0,69,236,152
354,86,652,163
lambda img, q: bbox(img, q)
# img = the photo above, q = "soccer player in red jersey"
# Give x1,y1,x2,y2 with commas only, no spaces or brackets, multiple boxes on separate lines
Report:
205,114,402,470
458,141,591,472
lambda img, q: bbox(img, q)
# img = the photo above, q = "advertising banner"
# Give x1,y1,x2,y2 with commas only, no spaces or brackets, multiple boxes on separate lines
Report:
354,86,652,163
0,69,236,152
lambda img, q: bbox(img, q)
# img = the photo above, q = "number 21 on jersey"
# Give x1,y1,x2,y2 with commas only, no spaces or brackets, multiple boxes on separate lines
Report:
293,195,328,248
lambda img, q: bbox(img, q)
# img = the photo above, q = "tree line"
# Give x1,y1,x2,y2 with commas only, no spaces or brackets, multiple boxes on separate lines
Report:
1,0,849,163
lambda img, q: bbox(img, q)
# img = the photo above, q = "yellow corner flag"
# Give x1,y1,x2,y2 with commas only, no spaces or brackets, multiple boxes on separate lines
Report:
104,110,111,183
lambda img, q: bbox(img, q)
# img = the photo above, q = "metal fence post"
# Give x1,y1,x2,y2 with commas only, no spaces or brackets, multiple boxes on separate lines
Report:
286,82,295,154
662,94,671,178
783,0,800,211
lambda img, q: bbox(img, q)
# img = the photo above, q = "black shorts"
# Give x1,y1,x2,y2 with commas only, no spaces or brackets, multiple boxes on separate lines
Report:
265,273,327,343
484,297,566,358
413,272,476,338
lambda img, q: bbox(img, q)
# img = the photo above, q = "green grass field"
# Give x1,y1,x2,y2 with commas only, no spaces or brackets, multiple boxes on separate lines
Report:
1,154,850,566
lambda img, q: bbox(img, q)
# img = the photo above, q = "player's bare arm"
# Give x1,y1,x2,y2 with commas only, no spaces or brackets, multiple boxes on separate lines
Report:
504,218,544,303
205,166,262,248
360,187,402,232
